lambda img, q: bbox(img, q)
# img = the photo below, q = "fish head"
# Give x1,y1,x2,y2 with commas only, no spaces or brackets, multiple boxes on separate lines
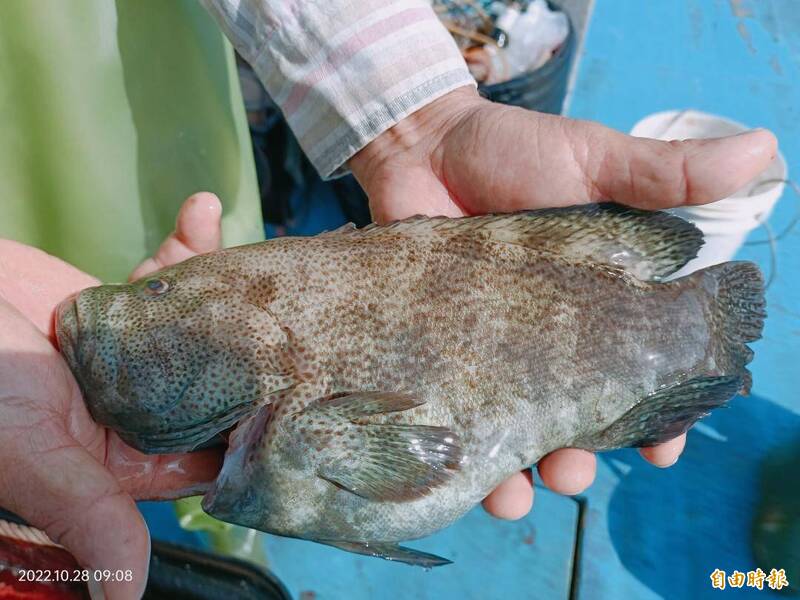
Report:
55,256,294,453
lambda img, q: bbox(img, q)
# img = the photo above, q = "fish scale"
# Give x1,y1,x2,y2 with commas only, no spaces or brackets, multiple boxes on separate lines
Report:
55,203,765,566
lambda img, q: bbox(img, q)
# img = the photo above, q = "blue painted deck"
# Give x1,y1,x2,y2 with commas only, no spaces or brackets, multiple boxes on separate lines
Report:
142,1,800,597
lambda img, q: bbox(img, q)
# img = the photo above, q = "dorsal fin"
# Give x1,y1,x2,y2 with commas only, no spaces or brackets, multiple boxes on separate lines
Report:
342,204,703,281
319,222,357,236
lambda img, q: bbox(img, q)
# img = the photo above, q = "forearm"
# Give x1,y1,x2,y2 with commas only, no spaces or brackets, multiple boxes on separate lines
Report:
200,0,475,178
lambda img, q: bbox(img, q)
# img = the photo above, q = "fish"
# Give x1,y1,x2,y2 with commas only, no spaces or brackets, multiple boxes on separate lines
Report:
55,203,766,566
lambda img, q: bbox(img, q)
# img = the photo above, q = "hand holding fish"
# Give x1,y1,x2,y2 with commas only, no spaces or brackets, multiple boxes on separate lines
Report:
0,194,226,599
349,85,777,520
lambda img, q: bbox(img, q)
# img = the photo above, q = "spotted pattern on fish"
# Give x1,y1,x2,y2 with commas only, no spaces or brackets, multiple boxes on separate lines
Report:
56,204,765,565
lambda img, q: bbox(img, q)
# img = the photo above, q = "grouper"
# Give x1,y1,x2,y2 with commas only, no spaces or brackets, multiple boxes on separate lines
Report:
55,204,766,566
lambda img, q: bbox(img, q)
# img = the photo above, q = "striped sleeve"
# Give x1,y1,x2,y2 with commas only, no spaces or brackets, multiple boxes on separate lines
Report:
200,0,476,178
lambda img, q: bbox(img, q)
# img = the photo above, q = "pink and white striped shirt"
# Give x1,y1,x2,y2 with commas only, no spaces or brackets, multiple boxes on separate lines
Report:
201,0,475,178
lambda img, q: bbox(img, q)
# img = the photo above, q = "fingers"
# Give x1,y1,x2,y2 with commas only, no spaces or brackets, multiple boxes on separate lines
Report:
482,448,596,519
482,470,533,520
105,432,223,500
129,192,223,281
639,433,686,467
2,436,150,599
594,127,778,209
532,436,683,508
537,448,596,495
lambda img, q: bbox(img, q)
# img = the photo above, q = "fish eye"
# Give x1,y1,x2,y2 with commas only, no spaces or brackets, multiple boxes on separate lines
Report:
143,277,170,297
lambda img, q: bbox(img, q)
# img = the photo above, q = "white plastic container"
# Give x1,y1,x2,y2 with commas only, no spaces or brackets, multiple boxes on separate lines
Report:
630,110,786,277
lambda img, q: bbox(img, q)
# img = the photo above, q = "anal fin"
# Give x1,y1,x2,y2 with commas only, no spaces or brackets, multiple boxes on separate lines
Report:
578,375,742,450
321,540,452,568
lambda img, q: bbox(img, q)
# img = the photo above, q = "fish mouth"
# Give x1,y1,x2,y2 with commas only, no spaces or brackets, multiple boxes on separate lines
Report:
54,290,100,386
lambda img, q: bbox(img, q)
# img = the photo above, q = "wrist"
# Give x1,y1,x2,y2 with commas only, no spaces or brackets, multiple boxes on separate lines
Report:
349,86,483,184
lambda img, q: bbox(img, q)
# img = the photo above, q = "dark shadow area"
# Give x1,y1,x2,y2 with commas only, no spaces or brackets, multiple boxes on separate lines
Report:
604,394,799,598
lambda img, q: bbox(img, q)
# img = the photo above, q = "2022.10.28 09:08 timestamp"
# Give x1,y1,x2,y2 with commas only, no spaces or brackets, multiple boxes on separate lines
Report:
17,569,134,583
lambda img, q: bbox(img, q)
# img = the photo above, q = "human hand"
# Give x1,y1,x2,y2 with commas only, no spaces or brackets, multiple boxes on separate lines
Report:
349,86,778,519
0,193,225,599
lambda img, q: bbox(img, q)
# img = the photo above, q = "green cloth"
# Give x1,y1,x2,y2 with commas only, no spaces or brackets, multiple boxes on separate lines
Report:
0,0,263,282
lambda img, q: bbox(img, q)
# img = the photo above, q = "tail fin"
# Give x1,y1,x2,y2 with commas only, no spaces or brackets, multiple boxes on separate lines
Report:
703,261,766,395
577,261,766,451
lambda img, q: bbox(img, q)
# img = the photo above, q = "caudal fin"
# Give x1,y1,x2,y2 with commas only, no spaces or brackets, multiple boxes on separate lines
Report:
577,261,766,451
704,261,766,394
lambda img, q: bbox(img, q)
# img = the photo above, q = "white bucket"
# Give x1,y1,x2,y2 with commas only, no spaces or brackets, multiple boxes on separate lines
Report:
630,110,786,277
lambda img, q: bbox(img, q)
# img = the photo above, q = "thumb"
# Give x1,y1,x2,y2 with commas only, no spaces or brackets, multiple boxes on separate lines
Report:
129,192,223,281
5,438,150,599
592,125,778,209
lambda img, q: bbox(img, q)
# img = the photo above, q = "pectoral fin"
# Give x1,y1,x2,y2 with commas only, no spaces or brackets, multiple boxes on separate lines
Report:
321,540,452,568
293,391,462,502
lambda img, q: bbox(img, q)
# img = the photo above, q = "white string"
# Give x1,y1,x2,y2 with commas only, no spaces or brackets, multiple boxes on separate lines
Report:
743,178,800,290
